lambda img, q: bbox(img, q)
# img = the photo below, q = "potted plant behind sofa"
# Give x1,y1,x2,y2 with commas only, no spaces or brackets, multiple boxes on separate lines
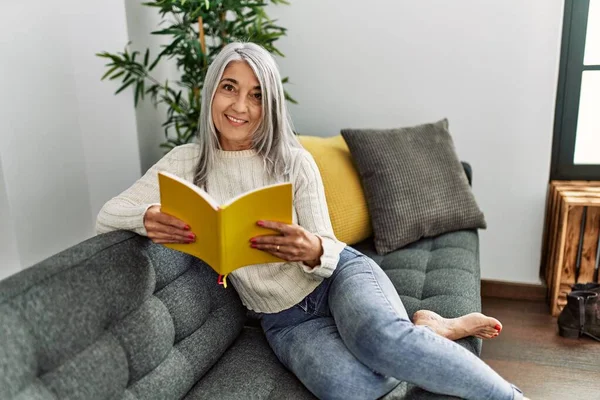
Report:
97,0,295,151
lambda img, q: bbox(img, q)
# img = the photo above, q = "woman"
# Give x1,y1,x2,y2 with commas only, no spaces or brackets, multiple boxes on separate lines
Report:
97,42,526,400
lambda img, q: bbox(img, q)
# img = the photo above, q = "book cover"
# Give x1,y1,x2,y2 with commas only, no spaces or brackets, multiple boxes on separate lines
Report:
157,171,293,277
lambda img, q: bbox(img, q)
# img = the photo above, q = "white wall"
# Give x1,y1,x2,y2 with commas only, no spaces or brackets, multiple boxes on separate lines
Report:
124,0,564,284
266,0,564,284
0,158,20,278
0,0,141,279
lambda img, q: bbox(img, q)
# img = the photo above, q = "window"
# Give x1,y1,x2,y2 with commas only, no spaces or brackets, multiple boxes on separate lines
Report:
551,0,600,180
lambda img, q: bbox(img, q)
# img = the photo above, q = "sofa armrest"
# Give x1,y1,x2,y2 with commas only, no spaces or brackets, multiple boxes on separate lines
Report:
461,161,472,186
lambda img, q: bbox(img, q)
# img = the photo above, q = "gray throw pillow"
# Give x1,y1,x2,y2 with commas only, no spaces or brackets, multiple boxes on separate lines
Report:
341,119,486,255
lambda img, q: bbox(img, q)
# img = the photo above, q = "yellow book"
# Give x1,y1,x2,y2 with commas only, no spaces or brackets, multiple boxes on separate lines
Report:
157,171,293,279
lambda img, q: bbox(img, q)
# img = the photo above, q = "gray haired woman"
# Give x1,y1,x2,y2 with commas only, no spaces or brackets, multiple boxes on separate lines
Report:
97,42,527,400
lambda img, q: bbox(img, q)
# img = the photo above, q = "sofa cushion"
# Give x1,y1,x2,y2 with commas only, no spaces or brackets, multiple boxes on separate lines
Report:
298,134,372,244
353,229,482,356
341,119,487,255
185,326,317,399
0,231,246,400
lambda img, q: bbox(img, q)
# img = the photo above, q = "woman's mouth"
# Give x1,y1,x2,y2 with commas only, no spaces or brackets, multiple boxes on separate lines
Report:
226,114,247,127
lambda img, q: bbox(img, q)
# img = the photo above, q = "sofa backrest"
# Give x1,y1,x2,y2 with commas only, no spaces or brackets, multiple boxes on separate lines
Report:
0,231,246,400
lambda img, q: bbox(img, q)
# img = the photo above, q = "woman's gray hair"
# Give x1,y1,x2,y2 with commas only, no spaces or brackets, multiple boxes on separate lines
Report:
193,42,301,188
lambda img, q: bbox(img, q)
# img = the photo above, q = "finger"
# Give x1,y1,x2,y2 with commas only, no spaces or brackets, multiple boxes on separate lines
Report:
150,235,194,244
148,220,194,240
148,229,195,243
256,245,294,262
152,238,179,244
156,208,190,230
250,242,287,255
251,241,282,252
257,220,295,234
251,242,295,259
251,239,292,252
250,235,287,245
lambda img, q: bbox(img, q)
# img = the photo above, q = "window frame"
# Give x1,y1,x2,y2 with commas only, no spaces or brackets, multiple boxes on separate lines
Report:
551,0,600,180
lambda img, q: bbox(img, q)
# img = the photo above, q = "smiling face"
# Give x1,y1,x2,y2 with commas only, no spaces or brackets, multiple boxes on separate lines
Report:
211,61,263,150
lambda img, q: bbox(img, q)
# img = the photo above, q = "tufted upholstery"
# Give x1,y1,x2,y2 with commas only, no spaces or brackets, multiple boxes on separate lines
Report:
0,231,246,400
187,326,316,399
354,230,482,356
0,164,483,400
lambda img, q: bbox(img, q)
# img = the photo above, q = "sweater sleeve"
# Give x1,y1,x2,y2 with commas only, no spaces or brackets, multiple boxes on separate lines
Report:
293,151,346,278
95,146,195,236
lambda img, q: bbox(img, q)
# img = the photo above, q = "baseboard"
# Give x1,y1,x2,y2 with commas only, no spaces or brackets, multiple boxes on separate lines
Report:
481,279,546,302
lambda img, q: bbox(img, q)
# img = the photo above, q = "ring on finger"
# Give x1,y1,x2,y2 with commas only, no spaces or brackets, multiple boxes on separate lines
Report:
276,245,280,251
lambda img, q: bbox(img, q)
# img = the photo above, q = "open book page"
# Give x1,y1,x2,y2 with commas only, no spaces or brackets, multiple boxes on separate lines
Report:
158,171,219,210
221,183,293,274
221,182,293,209
158,172,221,271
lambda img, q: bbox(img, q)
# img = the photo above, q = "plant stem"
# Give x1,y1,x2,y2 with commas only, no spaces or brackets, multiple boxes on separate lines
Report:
198,16,206,55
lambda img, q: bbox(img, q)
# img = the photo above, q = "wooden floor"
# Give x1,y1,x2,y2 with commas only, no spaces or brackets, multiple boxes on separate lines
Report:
480,297,600,399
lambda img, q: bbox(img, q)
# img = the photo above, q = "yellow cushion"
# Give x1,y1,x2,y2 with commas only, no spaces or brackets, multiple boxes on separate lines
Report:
298,135,372,244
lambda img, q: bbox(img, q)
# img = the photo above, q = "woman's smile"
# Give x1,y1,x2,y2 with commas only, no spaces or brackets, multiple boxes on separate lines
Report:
225,114,248,126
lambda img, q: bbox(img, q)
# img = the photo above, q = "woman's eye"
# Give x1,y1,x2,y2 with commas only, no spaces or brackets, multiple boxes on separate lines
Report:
253,92,262,100
223,84,235,91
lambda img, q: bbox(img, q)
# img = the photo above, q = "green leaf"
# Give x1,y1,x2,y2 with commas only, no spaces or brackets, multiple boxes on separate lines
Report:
134,82,142,106
140,80,146,101
96,52,113,59
109,70,126,81
270,47,285,57
115,78,135,95
157,37,184,59
151,27,182,36
149,54,162,71
284,89,297,104
144,49,150,67
101,65,119,81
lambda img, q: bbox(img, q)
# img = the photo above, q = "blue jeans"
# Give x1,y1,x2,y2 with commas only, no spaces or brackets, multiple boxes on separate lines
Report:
259,247,523,400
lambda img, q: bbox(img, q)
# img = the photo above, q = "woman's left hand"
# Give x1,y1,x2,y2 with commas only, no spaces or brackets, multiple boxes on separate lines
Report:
250,220,323,268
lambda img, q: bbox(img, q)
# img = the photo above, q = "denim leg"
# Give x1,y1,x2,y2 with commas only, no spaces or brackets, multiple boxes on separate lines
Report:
261,294,399,400
329,248,523,400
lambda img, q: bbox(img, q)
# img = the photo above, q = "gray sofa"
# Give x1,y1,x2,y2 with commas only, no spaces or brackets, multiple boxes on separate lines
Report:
0,167,481,400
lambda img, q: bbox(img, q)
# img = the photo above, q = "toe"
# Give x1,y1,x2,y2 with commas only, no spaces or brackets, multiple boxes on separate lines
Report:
490,318,502,332
412,310,427,322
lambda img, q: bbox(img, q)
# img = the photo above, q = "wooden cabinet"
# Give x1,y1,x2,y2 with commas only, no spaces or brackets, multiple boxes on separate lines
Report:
542,181,600,316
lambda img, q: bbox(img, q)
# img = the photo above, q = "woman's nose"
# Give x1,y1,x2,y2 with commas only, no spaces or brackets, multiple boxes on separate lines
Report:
231,95,247,113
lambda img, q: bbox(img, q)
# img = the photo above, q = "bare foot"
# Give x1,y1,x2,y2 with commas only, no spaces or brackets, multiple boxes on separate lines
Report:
412,310,502,340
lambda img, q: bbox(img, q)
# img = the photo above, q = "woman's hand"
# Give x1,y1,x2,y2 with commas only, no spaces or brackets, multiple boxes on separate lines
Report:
250,220,323,268
144,205,196,244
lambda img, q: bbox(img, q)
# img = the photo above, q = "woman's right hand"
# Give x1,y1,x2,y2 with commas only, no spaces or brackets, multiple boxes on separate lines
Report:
144,205,196,244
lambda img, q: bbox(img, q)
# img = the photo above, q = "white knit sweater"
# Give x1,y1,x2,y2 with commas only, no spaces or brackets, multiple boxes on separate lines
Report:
96,143,346,313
